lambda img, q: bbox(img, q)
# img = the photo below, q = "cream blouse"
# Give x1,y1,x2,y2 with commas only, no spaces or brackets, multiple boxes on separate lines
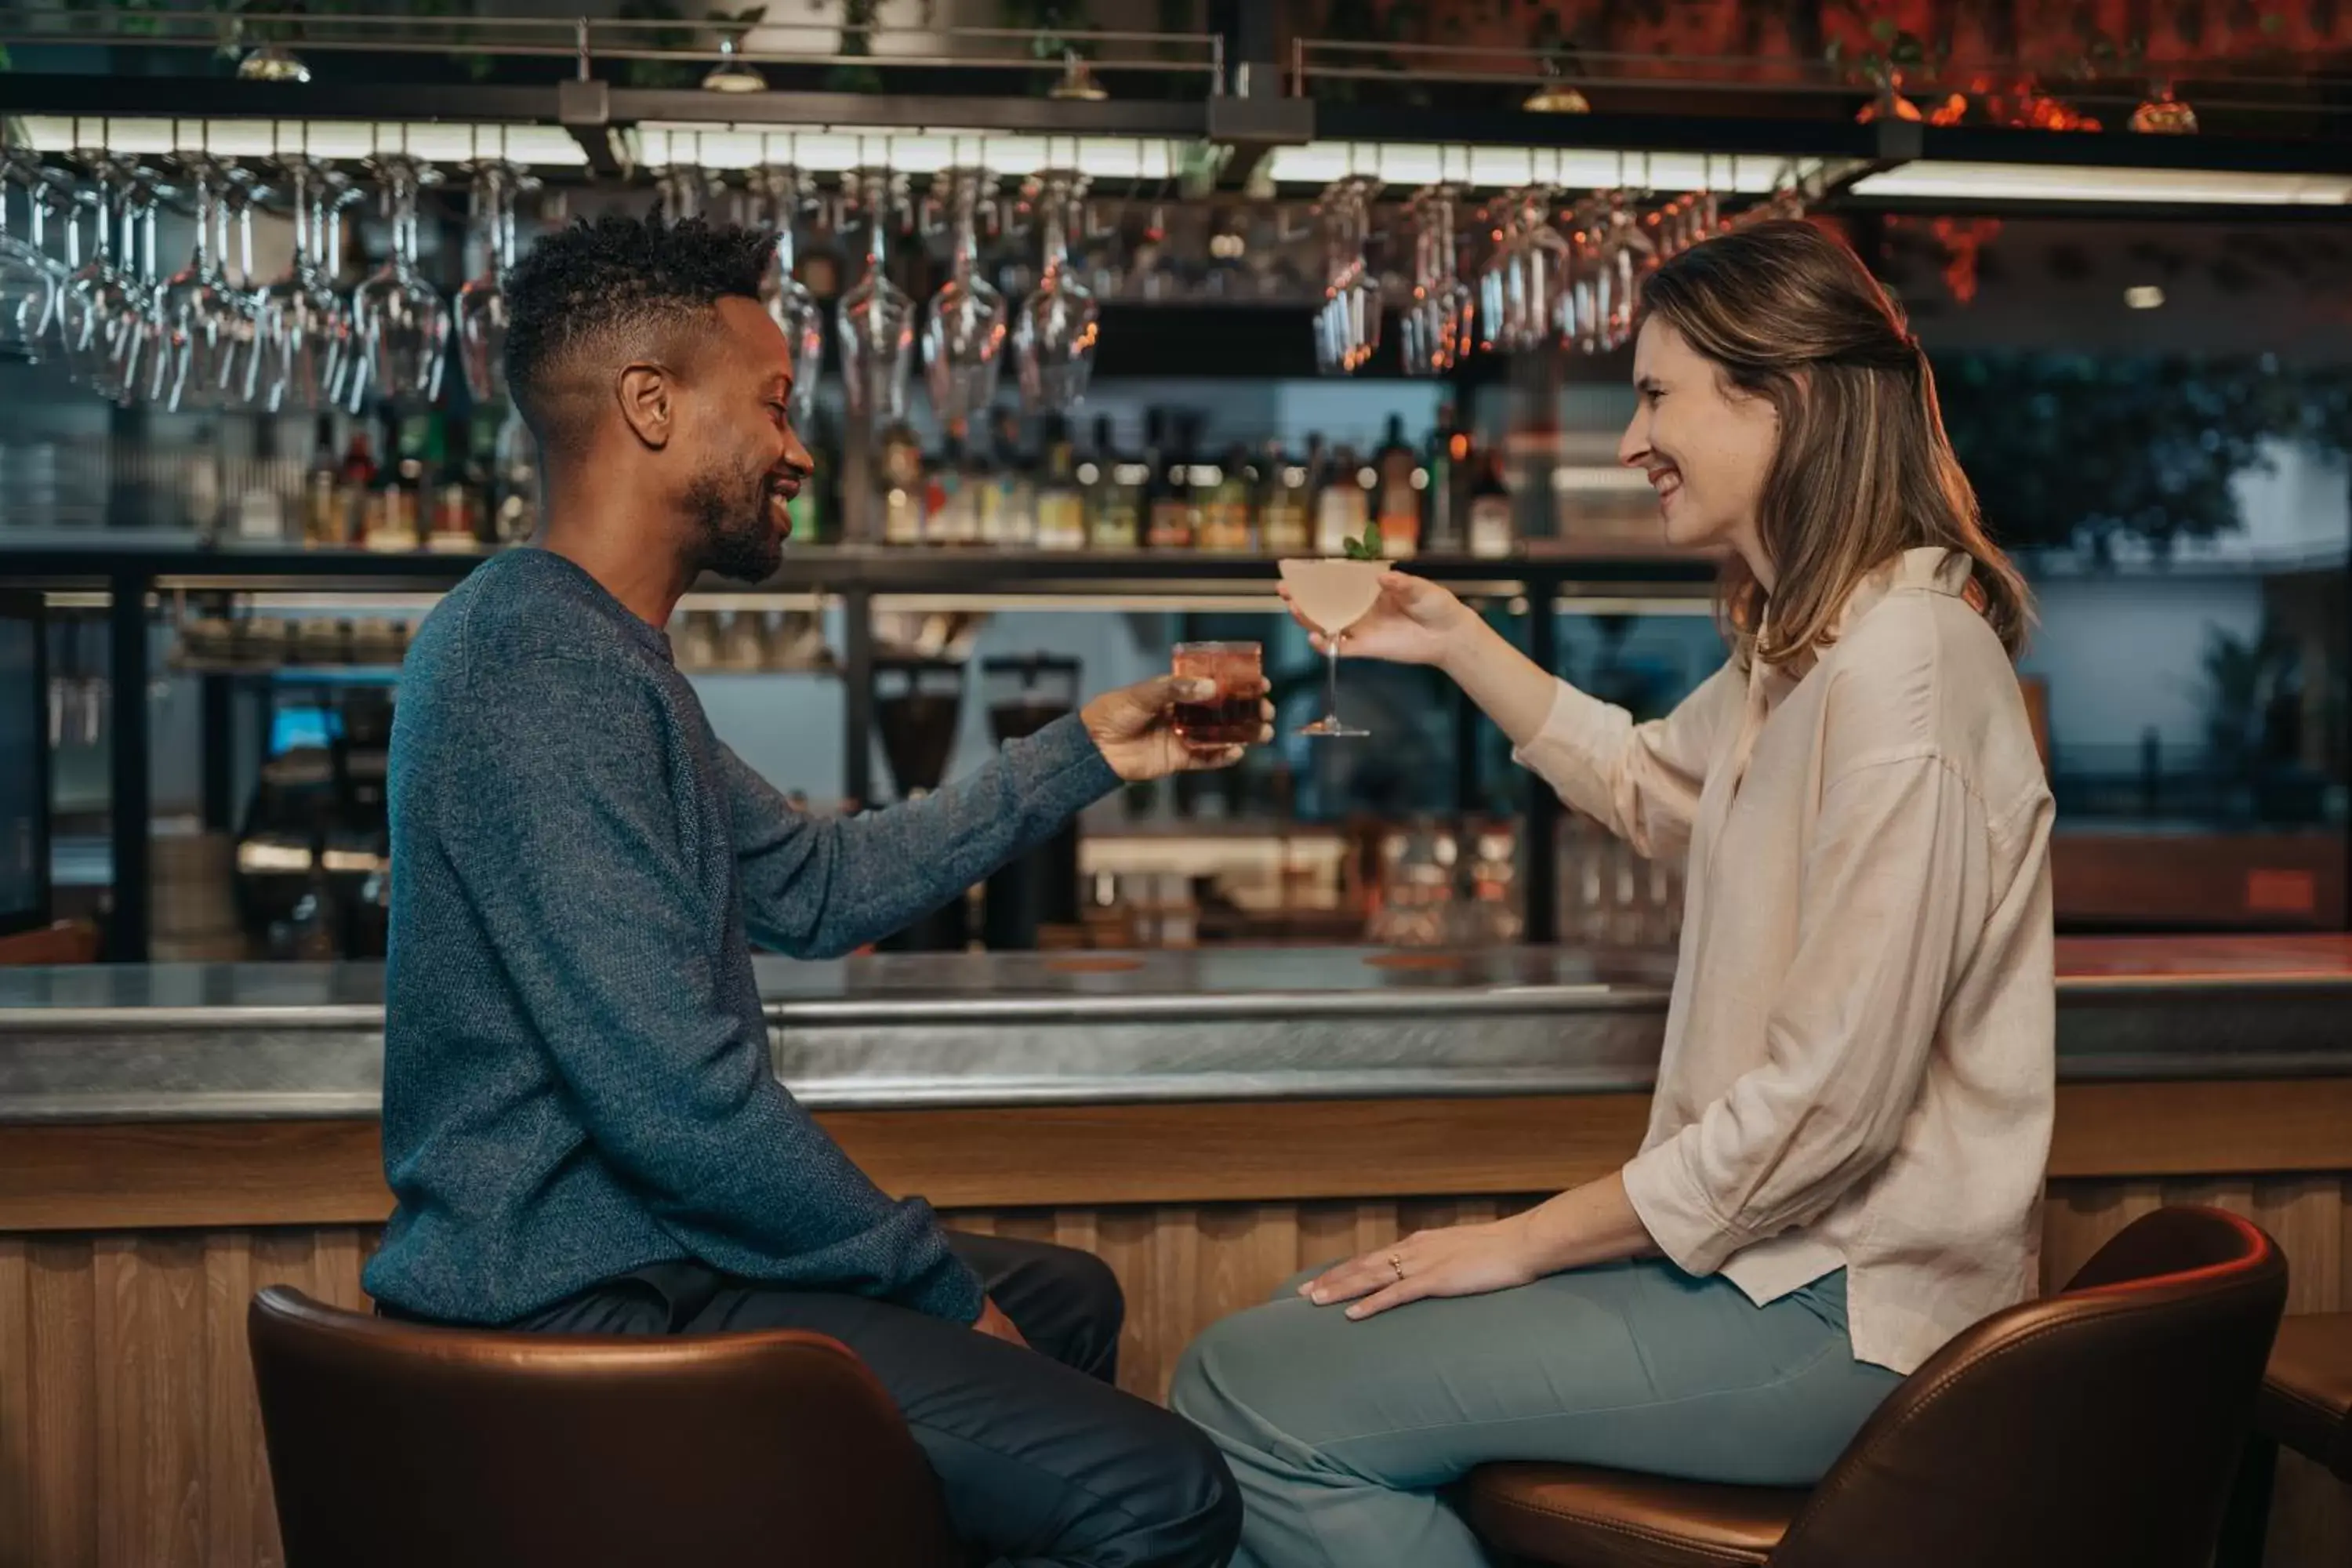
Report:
1514,546,2055,1374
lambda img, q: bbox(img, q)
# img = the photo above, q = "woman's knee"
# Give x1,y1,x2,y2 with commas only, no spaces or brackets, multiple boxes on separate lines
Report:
1171,1299,1327,1446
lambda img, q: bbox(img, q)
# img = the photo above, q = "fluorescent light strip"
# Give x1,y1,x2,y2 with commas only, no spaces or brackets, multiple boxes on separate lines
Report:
15,115,586,166
1262,143,1802,193
1848,162,2352,205
632,124,1182,179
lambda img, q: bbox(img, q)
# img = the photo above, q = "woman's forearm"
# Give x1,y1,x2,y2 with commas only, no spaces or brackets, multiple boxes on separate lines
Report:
1509,1171,1661,1277
1436,615,1566,748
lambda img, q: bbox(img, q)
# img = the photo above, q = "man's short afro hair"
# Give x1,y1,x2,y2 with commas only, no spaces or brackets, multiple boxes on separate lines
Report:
502,215,777,452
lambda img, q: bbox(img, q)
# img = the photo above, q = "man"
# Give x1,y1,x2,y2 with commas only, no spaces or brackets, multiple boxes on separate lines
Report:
363,215,1251,1568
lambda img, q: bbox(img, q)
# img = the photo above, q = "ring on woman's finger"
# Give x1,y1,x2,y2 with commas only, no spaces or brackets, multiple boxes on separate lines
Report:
1387,1250,1406,1283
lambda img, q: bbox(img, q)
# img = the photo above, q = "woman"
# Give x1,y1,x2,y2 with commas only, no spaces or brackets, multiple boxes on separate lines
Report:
1170,220,2056,1568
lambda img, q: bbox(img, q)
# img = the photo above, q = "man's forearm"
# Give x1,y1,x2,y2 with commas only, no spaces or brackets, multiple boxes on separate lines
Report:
729,717,1118,956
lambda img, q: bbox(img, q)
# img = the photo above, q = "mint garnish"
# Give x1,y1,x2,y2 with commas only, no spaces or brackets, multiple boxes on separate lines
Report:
1344,520,1384,561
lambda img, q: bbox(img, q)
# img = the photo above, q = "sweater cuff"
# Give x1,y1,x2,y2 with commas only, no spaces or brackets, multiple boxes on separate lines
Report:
1622,1138,1746,1278
1022,712,1123,815
909,1247,989,1325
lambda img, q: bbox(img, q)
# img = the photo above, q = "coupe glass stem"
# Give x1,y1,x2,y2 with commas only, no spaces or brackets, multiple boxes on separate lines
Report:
1323,636,1344,728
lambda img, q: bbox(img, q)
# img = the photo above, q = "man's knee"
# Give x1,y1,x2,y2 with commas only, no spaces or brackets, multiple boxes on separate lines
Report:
1053,1243,1125,1338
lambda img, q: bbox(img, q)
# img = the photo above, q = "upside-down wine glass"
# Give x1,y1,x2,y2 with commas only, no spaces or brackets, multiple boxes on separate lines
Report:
256,157,350,412
742,165,825,427
922,165,1007,424
1398,183,1471,377
350,154,452,412
457,160,528,404
0,143,63,364
1313,175,1381,376
837,165,915,426
1479,185,1568,356
1011,169,1098,412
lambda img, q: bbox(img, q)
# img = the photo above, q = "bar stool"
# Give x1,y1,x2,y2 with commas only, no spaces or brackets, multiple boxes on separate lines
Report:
1467,1206,2285,1568
249,1287,961,1568
2216,1312,2352,1567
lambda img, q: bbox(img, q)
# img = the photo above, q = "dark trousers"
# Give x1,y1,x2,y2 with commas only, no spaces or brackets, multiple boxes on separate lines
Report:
507,1234,1240,1568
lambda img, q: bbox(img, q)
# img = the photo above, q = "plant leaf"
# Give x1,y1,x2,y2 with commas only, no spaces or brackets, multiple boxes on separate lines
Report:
1361,517,1384,558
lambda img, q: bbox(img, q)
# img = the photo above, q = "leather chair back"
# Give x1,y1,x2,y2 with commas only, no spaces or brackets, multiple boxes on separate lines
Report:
1771,1206,2286,1568
249,1287,961,1568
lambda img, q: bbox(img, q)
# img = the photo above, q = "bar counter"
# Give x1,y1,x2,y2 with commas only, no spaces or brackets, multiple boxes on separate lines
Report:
8,937,2352,1122
5,938,2352,1566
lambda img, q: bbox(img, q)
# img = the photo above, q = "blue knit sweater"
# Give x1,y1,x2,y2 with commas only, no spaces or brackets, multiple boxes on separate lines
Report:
362,548,1119,1326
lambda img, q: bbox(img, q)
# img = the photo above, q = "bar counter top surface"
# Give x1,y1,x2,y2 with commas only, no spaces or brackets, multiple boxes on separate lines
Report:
2,936,2348,1122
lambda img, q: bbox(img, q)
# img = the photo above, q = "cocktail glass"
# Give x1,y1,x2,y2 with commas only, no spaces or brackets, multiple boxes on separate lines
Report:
1279,558,1384,739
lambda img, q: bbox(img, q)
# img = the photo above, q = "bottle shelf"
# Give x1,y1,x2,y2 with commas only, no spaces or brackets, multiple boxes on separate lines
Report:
2,536,1716,594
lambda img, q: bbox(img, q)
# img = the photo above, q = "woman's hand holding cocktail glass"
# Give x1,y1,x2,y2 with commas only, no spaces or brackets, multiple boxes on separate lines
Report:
1279,568,1478,669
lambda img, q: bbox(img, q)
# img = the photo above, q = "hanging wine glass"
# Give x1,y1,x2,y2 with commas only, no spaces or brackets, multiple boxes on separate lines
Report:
1398,184,1471,376
59,154,141,398
744,165,824,426
114,162,172,406
457,160,529,404
1479,186,1567,356
922,165,1007,424
1313,176,1381,376
350,154,452,411
0,144,61,364
1598,189,1651,352
256,157,350,413
316,167,364,408
153,154,249,411
837,165,915,426
215,162,270,407
1011,169,1098,412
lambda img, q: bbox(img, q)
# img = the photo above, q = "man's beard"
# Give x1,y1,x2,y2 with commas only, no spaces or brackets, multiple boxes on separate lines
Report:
684,453,782,584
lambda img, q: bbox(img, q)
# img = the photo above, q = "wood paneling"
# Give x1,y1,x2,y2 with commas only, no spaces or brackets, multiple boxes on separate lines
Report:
12,1078,2352,1232
5,1089,2352,1566
1,1183,2348,1566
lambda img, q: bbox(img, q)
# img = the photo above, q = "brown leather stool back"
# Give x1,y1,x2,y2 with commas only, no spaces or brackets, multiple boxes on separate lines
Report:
1768,1206,2286,1568
249,1287,961,1568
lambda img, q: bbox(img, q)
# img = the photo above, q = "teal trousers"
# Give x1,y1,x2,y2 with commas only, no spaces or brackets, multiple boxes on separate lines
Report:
1168,1260,1902,1568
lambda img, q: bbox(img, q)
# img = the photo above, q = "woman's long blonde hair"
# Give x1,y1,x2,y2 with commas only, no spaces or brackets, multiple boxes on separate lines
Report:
1637,219,2032,666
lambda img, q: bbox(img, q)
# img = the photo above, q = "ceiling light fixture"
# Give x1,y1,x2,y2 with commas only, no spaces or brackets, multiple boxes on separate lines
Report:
236,42,311,83
702,35,768,94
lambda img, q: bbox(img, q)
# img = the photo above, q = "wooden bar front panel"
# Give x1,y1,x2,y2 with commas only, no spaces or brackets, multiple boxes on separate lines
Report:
3,1087,2350,1567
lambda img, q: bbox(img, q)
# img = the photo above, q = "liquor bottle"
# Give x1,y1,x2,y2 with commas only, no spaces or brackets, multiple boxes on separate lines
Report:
1087,415,1140,550
362,414,420,553
1035,416,1087,551
303,416,342,548
1468,445,1515,558
1203,443,1255,552
1148,412,1195,550
1424,402,1468,554
787,403,832,545
989,409,1037,548
1258,440,1311,555
336,426,376,548
1316,444,1370,556
1374,412,1422,558
925,430,973,545
956,429,989,546
877,416,926,546
492,408,539,547
427,414,481,554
